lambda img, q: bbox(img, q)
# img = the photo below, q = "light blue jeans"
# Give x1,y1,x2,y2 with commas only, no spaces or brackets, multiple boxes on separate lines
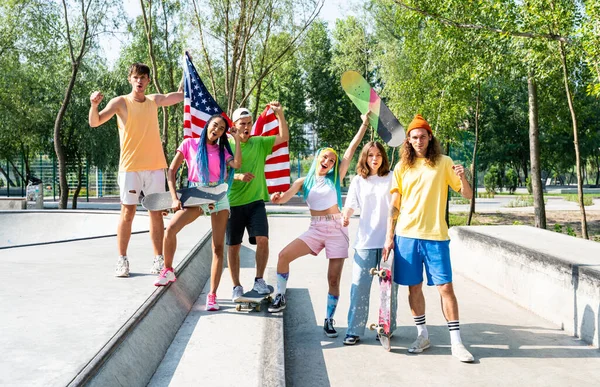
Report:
346,248,399,337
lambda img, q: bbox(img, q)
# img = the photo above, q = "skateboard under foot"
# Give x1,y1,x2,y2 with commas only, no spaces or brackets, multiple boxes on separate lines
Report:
234,285,275,312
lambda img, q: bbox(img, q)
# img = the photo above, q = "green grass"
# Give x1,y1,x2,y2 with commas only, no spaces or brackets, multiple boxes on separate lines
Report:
563,194,594,206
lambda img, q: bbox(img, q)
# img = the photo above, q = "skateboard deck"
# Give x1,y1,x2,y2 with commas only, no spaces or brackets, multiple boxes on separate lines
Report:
234,285,275,312
141,184,228,211
369,252,394,351
341,70,405,147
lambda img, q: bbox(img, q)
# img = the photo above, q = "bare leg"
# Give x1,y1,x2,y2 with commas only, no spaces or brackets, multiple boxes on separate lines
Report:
149,210,165,256
254,236,269,279
276,238,314,274
118,204,137,256
209,210,229,293
408,283,426,316
228,244,242,287
326,258,345,297
163,207,202,269
438,282,459,321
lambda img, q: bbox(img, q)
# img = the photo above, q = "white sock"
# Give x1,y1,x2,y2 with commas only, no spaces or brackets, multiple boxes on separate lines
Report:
414,314,428,339
448,320,462,344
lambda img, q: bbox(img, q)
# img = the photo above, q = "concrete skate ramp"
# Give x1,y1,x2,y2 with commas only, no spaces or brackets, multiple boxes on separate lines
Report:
0,211,150,249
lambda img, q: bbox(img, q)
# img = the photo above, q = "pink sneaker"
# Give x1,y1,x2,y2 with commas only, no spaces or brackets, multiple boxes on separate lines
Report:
206,293,220,311
154,268,176,286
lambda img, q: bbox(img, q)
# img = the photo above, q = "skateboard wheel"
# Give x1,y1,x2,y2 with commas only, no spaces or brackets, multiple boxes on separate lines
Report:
369,268,377,276
368,323,378,331
255,305,261,312
377,327,384,335
235,304,242,311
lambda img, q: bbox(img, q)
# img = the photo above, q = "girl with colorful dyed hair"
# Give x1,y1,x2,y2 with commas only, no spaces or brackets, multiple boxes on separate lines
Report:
155,114,241,313
267,112,370,338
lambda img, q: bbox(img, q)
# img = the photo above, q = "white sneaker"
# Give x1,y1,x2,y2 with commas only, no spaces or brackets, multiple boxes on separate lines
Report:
154,268,176,286
252,278,270,294
115,256,130,277
452,342,475,362
150,255,164,274
232,285,244,301
408,335,431,353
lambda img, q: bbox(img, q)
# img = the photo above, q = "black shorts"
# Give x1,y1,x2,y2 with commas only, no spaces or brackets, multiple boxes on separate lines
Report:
226,200,269,245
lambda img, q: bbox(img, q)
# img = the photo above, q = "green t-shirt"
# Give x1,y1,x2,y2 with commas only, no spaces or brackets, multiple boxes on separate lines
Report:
228,135,277,206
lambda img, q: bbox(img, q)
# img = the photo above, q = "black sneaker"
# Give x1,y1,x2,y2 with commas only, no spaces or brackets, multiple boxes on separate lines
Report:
324,318,338,338
343,334,360,345
268,293,286,312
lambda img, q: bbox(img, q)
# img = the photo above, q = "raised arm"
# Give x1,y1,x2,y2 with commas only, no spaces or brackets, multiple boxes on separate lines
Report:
382,191,401,261
270,177,305,205
89,92,124,127
270,101,289,146
153,78,184,107
453,165,473,200
228,131,242,169
338,112,370,181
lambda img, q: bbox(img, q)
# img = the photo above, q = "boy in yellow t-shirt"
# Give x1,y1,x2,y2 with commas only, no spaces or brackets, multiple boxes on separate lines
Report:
383,114,475,362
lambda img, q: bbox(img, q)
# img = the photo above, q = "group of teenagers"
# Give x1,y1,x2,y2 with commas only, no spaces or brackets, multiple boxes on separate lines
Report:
89,62,475,363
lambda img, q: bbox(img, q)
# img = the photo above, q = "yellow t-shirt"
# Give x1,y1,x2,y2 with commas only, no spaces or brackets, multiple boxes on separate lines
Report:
390,155,462,241
117,95,167,172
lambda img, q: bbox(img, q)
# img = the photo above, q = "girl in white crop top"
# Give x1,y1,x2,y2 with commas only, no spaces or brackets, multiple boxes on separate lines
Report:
266,112,371,337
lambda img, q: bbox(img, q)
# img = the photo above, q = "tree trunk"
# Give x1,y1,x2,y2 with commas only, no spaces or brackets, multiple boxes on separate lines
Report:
467,82,481,226
558,42,588,239
72,157,83,209
140,0,168,156
527,72,546,229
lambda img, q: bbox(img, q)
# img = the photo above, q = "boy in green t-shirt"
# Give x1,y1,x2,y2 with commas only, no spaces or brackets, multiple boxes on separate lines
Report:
226,102,289,301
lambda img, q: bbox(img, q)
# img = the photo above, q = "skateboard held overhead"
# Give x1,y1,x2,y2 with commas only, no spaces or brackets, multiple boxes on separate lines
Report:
141,184,228,211
341,70,405,147
369,251,394,351
234,285,275,312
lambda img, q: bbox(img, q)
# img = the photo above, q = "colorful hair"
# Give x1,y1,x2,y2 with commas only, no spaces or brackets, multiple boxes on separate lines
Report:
195,115,234,188
302,147,342,209
355,141,391,179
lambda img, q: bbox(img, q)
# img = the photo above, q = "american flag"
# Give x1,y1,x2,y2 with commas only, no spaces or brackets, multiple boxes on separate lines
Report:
183,52,231,139
251,106,290,193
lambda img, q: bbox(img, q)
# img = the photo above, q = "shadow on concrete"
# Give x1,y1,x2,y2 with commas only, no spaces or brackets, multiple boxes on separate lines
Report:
284,288,331,387
224,244,260,269
571,264,600,347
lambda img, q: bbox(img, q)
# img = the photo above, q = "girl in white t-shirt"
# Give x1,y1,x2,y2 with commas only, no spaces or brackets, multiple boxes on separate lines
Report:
341,141,398,345
154,114,241,313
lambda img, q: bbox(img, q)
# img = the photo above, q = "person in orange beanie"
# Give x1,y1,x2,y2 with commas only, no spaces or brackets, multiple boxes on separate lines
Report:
383,113,475,362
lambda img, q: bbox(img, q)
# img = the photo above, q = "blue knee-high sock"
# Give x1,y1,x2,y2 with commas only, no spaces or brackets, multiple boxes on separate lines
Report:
276,272,289,295
326,293,339,320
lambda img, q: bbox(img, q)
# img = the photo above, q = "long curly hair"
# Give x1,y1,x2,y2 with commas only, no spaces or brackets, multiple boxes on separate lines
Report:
355,141,390,179
400,134,442,172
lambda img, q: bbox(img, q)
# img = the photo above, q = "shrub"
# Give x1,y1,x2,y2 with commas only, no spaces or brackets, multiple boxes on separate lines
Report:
505,168,518,194
484,166,503,194
526,176,532,194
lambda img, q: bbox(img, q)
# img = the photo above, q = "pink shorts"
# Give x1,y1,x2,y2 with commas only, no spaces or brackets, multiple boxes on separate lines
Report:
299,214,350,259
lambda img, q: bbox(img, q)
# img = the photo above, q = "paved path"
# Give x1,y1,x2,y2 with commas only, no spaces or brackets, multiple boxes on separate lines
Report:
269,216,600,386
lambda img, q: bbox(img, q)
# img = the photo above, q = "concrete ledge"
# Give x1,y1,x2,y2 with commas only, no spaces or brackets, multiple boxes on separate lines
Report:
68,231,214,387
259,268,285,387
450,225,600,347
0,197,26,210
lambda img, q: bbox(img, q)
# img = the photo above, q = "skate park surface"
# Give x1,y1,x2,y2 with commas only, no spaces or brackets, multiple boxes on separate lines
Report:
1,206,599,386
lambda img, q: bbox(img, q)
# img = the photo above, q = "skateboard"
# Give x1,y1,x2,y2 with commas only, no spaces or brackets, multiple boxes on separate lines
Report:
341,70,405,147
234,285,275,312
369,252,394,351
141,184,228,211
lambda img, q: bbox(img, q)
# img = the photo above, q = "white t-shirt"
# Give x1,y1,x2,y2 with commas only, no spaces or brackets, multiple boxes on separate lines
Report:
344,173,393,249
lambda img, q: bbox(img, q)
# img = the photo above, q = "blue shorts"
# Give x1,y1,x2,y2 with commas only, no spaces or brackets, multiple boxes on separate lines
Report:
393,236,452,286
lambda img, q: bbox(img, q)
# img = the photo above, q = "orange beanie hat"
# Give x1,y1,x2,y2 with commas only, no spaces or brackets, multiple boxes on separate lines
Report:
406,114,432,135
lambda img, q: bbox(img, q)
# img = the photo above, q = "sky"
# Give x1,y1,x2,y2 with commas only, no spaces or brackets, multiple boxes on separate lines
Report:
101,0,359,66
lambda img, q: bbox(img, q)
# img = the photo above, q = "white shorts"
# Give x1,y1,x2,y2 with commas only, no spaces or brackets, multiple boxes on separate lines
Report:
118,169,165,205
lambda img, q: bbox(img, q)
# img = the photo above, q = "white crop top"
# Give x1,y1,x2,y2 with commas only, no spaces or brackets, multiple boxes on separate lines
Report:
305,177,338,210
